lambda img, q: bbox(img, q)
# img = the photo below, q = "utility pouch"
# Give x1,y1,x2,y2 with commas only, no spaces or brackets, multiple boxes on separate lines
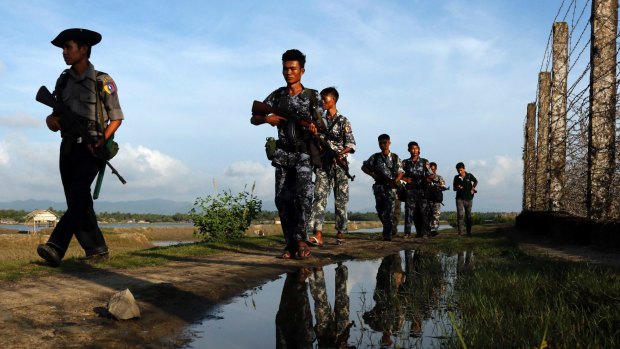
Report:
265,137,276,160
103,136,119,160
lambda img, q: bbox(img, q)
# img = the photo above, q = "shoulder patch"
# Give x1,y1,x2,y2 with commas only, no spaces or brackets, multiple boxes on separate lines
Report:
101,76,117,95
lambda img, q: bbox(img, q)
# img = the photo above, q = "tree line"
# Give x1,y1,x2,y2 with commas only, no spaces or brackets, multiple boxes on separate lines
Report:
254,210,517,224
1,208,516,225
0,209,191,223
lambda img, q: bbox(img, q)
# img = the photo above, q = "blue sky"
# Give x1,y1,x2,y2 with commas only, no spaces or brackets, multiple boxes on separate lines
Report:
0,0,565,212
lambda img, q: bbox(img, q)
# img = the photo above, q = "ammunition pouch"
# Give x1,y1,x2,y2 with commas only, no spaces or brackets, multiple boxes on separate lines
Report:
265,137,276,160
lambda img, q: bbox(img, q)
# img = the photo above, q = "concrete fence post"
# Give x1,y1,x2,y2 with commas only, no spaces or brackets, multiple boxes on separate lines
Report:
550,22,568,212
524,103,537,211
535,72,552,211
587,0,617,220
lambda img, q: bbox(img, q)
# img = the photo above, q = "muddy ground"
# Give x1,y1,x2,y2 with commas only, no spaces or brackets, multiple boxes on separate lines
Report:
1,225,618,349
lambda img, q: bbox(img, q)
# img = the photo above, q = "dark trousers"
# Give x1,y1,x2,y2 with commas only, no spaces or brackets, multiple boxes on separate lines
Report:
372,184,396,238
47,141,107,257
274,156,313,253
404,190,429,236
456,198,473,234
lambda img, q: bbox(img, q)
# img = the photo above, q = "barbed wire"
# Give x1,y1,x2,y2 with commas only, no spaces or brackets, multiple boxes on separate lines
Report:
525,0,620,218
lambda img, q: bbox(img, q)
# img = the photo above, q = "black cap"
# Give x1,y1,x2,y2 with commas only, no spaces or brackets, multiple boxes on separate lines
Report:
51,28,101,48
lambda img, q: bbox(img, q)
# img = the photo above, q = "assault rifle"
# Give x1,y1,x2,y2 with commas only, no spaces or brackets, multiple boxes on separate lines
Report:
36,86,126,186
318,144,355,181
251,100,318,130
252,100,355,180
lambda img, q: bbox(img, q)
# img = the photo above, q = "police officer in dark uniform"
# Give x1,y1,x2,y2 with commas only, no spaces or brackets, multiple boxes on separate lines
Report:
37,28,124,266
250,49,321,259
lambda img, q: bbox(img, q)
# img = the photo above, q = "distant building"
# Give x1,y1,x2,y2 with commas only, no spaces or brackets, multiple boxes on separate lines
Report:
24,209,58,233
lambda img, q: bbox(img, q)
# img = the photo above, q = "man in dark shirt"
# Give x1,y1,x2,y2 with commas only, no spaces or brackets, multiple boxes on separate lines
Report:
37,28,124,267
453,162,478,236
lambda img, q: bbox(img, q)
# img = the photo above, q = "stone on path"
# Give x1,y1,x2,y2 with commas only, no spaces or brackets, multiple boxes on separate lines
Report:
107,288,141,320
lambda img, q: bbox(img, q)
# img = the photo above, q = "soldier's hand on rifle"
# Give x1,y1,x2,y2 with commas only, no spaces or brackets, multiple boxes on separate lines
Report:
87,138,105,158
306,122,317,135
46,115,62,132
265,113,286,126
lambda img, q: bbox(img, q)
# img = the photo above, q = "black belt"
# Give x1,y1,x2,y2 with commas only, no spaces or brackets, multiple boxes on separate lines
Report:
276,140,308,153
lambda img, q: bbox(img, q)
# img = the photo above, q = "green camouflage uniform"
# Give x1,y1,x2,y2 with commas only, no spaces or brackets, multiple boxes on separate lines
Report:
427,173,446,233
309,112,356,234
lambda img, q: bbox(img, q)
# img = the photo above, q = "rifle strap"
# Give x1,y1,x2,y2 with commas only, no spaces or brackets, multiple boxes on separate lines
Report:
391,153,399,176
322,114,343,143
94,70,107,138
93,70,107,200
303,88,321,124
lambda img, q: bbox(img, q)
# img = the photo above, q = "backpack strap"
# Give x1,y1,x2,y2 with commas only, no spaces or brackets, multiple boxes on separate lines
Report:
54,69,70,100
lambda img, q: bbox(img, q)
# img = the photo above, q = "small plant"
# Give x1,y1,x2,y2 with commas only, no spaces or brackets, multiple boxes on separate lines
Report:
190,183,262,242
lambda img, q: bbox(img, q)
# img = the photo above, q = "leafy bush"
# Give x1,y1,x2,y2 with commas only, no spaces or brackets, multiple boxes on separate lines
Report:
190,184,262,242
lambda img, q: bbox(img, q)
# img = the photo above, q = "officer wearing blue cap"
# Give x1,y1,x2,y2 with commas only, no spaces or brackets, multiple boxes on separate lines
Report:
37,28,125,267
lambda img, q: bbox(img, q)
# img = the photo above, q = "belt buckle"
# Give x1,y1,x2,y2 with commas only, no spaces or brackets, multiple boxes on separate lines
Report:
76,137,82,144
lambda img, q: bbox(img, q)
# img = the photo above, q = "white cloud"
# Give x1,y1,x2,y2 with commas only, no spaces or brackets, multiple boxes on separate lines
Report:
224,161,268,177
0,142,9,166
220,161,274,198
466,156,522,211
114,144,191,187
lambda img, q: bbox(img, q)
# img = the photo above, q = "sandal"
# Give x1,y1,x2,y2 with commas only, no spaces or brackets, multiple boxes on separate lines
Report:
308,236,324,247
280,250,292,260
295,242,312,259
307,230,324,247
336,232,345,245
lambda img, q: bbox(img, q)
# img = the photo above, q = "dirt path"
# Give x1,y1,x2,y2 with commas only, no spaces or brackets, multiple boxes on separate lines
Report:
1,225,618,349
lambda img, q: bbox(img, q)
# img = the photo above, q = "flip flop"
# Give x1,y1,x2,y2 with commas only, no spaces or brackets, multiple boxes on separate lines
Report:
279,250,292,260
295,245,312,259
307,236,324,247
336,232,345,245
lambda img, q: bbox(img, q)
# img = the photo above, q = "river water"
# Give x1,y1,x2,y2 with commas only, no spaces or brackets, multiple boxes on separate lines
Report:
182,250,473,349
0,222,193,232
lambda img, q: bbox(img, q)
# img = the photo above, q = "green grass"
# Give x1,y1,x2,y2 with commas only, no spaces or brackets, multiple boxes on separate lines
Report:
3,223,620,349
423,227,620,348
0,233,287,281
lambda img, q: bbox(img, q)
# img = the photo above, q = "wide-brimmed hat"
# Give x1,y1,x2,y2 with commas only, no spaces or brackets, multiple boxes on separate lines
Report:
51,28,101,47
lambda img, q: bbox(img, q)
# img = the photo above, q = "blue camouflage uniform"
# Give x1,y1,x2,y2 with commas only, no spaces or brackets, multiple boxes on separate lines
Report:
264,86,322,254
363,152,403,239
402,157,430,237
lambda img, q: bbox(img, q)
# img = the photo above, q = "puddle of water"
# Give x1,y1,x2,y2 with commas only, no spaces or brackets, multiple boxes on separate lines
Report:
349,224,452,233
151,240,197,247
182,250,473,349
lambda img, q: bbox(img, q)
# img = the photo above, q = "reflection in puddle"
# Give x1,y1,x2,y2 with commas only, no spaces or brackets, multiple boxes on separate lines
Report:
183,250,473,348
349,224,452,233
151,240,196,247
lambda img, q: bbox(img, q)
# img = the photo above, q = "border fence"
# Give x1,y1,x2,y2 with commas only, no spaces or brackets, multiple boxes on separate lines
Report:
523,0,619,221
